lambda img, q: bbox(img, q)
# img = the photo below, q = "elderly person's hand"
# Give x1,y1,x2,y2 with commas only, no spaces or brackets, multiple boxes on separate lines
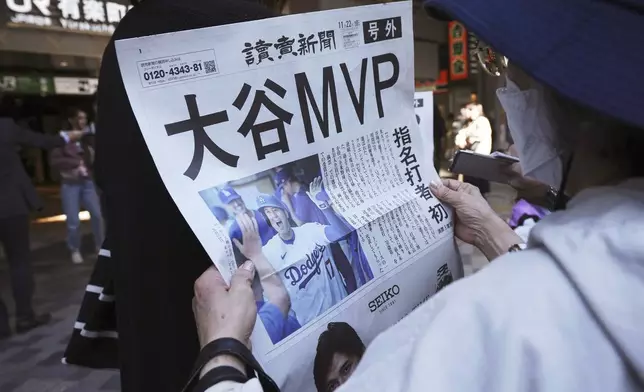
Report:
502,145,553,208
430,179,523,261
193,262,257,349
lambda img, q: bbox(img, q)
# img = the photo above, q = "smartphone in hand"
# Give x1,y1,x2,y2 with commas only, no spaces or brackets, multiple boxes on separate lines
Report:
449,150,519,184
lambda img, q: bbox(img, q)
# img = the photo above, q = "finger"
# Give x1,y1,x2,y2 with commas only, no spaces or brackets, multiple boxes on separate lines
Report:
241,212,251,228
251,215,259,234
440,178,467,192
230,261,256,294
430,180,462,205
238,214,250,235
507,144,520,158
194,266,228,300
233,238,243,252
441,178,479,196
237,217,247,237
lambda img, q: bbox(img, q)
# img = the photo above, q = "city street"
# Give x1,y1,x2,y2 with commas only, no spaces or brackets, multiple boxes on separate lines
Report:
0,187,119,392
0,183,516,392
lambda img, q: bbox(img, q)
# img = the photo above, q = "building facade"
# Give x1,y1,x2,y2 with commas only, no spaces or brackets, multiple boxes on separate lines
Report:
0,0,130,182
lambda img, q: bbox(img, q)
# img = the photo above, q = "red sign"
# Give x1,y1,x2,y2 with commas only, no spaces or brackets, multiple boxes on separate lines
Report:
414,70,449,92
448,22,468,81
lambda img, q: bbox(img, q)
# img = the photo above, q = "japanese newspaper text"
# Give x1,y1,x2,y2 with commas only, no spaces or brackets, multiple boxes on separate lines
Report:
116,2,462,391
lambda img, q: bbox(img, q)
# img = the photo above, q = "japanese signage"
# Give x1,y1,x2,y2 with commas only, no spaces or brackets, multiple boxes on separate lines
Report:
448,21,468,81
4,0,131,34
0,74,97,95
0,74,54,95
468,32,479,75
116,3,461,391
53,76,98,95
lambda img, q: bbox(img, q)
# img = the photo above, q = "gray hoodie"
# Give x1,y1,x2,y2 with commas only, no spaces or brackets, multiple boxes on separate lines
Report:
333,179,644,392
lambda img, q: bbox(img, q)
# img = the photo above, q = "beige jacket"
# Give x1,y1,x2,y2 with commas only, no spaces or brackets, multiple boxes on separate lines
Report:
455,116,492,155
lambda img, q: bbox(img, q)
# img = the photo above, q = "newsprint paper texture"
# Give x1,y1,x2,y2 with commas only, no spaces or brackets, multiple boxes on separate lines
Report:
116,2,463,391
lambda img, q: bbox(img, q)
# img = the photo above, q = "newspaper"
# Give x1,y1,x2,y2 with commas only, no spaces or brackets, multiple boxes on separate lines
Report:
116,2,462,391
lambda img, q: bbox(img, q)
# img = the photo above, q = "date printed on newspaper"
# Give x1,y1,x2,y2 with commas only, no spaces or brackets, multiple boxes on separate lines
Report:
116,2,462,391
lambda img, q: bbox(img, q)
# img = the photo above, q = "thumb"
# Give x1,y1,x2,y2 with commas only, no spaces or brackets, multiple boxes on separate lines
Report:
194,266,228,299
430,180,461,206
230,261,256,293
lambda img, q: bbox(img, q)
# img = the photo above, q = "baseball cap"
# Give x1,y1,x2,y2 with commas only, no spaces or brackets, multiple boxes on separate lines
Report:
218,187,241,204
424,0,644,130
274,168,293,189
256,194,290,217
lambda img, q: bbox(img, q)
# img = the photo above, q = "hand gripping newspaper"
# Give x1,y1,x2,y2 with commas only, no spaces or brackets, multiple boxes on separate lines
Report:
116,2,462,391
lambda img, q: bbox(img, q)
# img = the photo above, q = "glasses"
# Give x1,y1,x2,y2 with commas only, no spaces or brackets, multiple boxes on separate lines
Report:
473,39,508,77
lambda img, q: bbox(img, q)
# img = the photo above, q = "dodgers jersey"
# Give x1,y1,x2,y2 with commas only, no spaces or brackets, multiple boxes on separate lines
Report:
262,222,348,325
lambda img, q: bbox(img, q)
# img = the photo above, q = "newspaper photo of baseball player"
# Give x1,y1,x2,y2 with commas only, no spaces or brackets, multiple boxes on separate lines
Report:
199,155,374,343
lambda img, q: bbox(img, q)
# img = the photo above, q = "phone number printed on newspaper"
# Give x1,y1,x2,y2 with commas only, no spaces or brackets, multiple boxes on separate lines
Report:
137,50,219,88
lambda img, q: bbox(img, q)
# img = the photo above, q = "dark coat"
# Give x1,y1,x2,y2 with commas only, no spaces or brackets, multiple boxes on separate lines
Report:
0,118,64,219
85,1,275,392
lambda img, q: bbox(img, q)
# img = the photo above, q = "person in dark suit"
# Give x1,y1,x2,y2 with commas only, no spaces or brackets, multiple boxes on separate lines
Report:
0,117,82,339
433,103,447,172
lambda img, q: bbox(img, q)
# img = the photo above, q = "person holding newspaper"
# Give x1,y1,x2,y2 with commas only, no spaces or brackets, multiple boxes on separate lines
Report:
187,0,644,391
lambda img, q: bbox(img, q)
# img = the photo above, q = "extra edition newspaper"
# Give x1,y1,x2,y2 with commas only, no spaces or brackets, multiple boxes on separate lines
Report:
116,2,462,390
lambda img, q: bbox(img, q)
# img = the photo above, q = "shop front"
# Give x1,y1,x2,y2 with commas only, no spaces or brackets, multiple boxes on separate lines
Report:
445,20,508,151
0,0,129,183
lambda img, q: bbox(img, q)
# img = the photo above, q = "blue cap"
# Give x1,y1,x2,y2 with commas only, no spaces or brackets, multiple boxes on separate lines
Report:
210,206,229,222
218,187,241,204
256,194,289,216
274,167,294,189
424,0,644,130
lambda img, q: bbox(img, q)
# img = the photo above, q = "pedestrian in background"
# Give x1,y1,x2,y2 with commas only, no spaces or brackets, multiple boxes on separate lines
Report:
455,102,492,194
50,107,104,264
433,103,446,172
0,115,83,339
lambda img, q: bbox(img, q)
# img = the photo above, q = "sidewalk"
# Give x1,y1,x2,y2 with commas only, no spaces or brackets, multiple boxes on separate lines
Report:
0,238,119,392
30,186,92,252
0,186,116,392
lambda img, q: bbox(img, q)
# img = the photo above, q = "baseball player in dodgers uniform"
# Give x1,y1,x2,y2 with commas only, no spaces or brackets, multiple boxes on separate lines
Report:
255,177,352,326
275,169,373,288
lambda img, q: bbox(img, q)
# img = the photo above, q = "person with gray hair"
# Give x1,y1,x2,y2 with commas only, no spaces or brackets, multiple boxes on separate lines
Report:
187,0,644,391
